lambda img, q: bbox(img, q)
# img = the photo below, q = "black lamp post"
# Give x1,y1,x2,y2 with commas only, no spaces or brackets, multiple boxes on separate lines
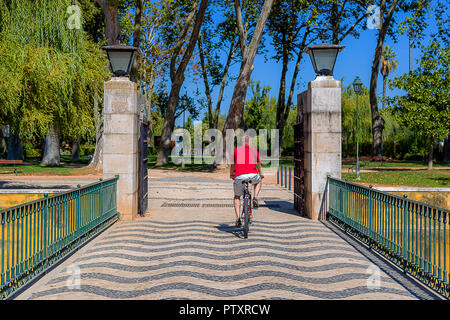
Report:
353,76,363,180
180,96,189,128
180,96,189,168
101,42,139,78
305,41,345,76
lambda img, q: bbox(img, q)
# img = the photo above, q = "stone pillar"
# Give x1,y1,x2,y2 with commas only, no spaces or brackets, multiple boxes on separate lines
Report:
103,77,139,221
303,76,341,220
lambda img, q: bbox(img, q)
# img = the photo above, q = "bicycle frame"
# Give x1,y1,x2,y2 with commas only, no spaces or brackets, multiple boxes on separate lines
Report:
241,181,252,238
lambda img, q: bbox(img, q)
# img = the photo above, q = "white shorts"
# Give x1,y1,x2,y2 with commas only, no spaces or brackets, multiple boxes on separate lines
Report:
233,173,261,196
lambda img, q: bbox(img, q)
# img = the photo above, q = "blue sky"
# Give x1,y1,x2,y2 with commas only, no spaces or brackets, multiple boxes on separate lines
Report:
174,3,443,127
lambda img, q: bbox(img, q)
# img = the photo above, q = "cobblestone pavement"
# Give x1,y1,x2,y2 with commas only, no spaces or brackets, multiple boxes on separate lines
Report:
16,170,440,300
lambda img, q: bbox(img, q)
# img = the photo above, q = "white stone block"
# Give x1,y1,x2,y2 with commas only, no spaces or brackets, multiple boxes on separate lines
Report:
309,112,341,133
103,153,138,175
304,132,341,153
103,133,138,155
104,114,138,135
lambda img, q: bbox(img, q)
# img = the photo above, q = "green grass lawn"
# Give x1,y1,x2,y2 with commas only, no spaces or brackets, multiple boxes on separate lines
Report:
342,170,450,188
278,159,450,169
0,165,77,175
342,160,450,168
0,155,92,176
148,155,215,171
263,157,293,168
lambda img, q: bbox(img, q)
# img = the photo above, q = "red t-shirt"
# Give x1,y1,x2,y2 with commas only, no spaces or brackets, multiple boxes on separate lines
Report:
233,144,260,178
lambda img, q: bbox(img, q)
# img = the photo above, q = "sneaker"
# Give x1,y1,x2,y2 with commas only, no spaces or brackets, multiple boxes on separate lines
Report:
235,219,242,228
252,198,259,209
249,215,253,224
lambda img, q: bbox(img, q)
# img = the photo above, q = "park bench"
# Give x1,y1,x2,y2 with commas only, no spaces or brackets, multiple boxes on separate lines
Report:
0,159,23,175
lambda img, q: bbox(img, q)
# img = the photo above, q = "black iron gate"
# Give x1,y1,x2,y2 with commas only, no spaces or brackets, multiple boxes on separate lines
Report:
138,120,149,216
294,92,306,216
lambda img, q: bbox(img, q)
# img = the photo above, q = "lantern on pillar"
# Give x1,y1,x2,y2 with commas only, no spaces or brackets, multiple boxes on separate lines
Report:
101,43,139,77
305,42,345,76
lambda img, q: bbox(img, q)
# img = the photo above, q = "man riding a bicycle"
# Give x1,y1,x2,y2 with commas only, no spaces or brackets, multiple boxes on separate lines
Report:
230,135,264,228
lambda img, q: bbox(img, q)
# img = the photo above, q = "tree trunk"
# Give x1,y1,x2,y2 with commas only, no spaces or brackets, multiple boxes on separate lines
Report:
222,0,274,159
276,24,311,149
428,136,434,170
213,40,236,129
225,70,252,132
133,0,144,48
144,68,155,145
369,0,398,158
331,1,339,44
90,0,120,171
130,0,144,82
96,0,121,45
89,127,103,170
7,134,23,160
41,126,60,166
71,136,81,162
156,0,209,165
198,35,214,128
276,51,304,150
170,0,200,82
88,96,103,170
287,48,304,111
382,76,386,109
276,45,289,149
444,136,450,163
0,136,6,156
156,77,185,165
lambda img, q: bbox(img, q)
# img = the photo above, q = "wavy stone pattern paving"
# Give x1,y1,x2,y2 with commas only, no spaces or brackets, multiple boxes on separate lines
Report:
25,220,418,300
18,174,433,300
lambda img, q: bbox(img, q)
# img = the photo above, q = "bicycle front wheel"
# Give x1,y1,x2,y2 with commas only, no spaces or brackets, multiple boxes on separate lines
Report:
242,197,250,238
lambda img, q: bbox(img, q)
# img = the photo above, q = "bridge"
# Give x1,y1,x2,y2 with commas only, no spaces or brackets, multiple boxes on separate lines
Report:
4,169,445,300
1,75,449,300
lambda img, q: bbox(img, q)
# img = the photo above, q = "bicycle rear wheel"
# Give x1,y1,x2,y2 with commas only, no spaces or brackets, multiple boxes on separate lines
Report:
242,197,250,238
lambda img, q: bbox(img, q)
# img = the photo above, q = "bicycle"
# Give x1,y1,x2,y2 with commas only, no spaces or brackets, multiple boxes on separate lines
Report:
240,179,252,239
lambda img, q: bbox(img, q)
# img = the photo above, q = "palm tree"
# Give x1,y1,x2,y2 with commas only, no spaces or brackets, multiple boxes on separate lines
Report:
380,45,399,109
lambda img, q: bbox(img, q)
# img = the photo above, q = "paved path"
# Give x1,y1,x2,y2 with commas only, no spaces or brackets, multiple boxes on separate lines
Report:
0,176,100,190
16,171,439,300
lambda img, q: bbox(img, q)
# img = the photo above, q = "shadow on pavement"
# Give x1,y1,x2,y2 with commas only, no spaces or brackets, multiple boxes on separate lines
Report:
263,200,300,217
215,223,245,239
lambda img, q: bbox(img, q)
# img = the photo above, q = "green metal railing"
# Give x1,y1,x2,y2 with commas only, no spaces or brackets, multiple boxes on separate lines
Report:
0,176,119,299
327,177,450,298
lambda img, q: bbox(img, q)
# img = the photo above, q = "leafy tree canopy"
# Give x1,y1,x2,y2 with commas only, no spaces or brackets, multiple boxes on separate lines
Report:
0,0,110,141
388,39,450,142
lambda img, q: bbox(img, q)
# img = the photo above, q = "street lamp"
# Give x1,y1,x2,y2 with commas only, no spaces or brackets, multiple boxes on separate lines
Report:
101,43,139,77
180,96,189,168
353,76,363,180
305,41,345,76
180,96,189,128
